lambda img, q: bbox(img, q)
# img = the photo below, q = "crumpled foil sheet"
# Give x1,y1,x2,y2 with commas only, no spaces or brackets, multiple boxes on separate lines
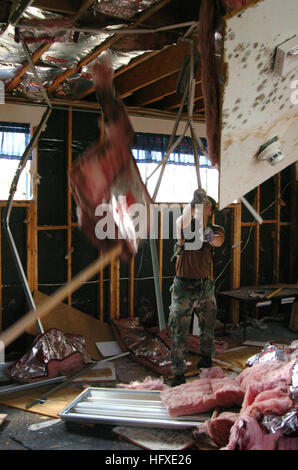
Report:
18,6,74,43
0,25,37,63
0,5,149,101
12,66,62,100
41,33,111,69
7,328,91,384
262,407,298,436
52,49,145,99
246,343,284,367
290,360,298,404
93,0,160,19
113,318,171,369
0,64,20,82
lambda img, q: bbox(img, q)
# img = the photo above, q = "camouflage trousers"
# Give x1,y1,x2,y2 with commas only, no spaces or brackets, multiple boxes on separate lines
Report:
168,276,217,375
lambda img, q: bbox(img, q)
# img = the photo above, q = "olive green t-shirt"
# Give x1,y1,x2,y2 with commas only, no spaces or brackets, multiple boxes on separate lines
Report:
176,225,224,279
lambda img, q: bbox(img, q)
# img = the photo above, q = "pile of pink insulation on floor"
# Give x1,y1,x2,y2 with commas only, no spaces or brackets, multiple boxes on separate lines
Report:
119,353,298,450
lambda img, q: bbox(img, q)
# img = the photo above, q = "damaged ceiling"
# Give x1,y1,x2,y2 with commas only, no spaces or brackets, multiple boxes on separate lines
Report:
0,0,205,120
1,0,297,210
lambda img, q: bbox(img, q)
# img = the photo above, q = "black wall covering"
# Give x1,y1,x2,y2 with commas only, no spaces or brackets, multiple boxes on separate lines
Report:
38,230,67,292
37,110,67,226
1,207,28,353
71,228,99,316
240,226,255,286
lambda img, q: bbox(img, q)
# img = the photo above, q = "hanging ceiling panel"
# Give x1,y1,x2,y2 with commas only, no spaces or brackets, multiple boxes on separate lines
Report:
219,0,298,209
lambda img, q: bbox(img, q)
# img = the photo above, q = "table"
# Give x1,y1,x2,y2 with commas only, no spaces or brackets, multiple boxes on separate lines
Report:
217,286,298,341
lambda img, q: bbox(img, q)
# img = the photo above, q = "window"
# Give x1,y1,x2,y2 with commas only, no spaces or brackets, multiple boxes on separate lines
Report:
0,122,32,200
132,132,219,203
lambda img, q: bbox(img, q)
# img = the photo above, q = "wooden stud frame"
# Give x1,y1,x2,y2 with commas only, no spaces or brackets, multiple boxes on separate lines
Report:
0,115,295,330
253,186,260,286
274,173,281,284
67,109,73,305
230,202,242,324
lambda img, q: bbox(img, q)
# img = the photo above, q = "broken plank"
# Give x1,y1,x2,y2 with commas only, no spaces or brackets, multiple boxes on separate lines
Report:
212,358,243,374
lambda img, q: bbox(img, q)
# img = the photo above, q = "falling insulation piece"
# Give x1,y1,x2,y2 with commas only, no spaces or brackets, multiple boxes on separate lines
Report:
69,59,152,259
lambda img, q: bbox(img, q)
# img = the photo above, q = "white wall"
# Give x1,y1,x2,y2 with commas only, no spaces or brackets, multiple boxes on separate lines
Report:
0,103,207,138
129,115,207,138
0,103,46,126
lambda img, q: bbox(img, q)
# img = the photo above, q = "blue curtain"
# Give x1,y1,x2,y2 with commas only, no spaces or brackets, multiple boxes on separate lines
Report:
132,132,211,168
0,122,31,160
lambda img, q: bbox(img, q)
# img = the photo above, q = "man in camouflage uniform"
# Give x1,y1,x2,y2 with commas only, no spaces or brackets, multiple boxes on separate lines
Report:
169,189,225,387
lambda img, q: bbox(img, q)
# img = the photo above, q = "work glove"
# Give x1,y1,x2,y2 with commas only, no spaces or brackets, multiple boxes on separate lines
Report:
191,188,208,206
203,227,215,243
171,243,183,262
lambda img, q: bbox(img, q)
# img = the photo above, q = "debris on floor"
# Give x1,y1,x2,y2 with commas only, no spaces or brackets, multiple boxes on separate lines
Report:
0,323,297,451
28,418,60,431
117,376,170,391
0,413,7,426
113,426,194,450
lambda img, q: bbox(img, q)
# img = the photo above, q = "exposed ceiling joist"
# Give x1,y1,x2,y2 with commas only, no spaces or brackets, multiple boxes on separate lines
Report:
78,49,162,100
72,0,97,22
32,0,81,15
161,85,203,111
47,0,173,94
2,0,205,121
130,72,182,106
114,41,190,98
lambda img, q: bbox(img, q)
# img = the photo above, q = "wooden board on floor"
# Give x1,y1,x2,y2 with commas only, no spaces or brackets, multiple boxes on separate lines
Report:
0,413,7,426
26,291,116,360
215,346,262,370
0,385,83,419
113,426,194,451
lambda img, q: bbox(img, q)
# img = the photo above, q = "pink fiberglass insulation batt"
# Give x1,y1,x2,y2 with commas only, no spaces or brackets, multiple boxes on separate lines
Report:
160,368,244,417
193,411,239,447
117,376,170,391
222,360,297,450
235,360,295,390
222,416,281,450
